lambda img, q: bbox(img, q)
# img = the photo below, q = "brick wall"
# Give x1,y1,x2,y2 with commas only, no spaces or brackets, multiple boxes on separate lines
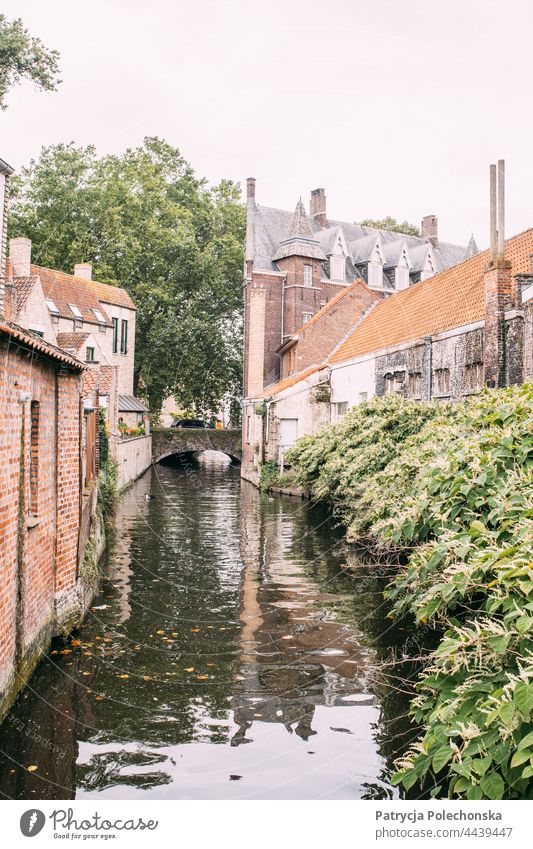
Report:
0,336,84,718
55,371,82,593
483,260,513,387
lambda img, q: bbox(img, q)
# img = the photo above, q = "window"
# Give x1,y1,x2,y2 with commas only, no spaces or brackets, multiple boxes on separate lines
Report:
464,362,483,392
92,308,106,331
368,262,383,288
303,264,312,286
359,391,368,403
433,368,450,396
330,255,345,282
287,348,296,375
279,418,298,448
120,319,128,354
384,371,405,394
68,303,82,319
29,327,44,338
333,401,348,421
45,297,59,314
408,372,422,397
29,401,39,517
112,317,119,353
302,312,312,324
86,346,95,363
396,266,409,290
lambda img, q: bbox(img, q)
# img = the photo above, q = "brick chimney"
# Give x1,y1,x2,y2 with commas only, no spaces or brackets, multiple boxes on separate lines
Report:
74,262,93,280
484,160,512,388
421,215,438,247
9,237,31,277
310,188,327,228
245,178,256,277
0,258,16,321
246,177,256,202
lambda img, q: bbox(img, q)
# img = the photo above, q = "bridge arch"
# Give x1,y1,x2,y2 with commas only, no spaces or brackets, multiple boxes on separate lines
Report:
151,428,242,467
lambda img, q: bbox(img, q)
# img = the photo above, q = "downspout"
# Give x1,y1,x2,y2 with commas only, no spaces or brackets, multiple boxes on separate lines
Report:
424,335,433,401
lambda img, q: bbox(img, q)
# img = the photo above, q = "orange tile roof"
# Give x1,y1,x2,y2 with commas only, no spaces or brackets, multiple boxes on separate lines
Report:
259,365,324,398
329,229,533,364
32,265,135,324
0,319,84,369
87,278,135,310
292,278,373,335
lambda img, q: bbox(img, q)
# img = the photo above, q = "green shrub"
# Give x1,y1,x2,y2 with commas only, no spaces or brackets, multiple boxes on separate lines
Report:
98,458,119,516
259,459,280,491
98,407,109,465
288,386,533,799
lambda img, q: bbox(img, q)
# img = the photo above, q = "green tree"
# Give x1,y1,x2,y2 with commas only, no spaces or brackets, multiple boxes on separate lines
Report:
0,14,61,109
9,138,245,416
360,216,420,236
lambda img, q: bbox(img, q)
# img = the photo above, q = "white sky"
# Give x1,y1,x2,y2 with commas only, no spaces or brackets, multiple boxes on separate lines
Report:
1,0,532,246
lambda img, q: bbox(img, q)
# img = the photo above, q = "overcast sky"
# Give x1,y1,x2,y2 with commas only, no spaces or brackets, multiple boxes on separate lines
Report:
2,0,532,246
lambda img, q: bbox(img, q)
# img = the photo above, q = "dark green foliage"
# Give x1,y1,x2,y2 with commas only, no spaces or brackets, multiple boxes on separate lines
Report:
288,387,533,799
97,459,119,517
98,407,109,466
360,215,420,236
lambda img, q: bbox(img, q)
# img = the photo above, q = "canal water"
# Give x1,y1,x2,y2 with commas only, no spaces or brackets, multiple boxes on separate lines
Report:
0,454,417,800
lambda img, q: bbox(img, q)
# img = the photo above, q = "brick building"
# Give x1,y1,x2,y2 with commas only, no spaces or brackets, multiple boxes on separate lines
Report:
243,178,472,398
242,164,533,483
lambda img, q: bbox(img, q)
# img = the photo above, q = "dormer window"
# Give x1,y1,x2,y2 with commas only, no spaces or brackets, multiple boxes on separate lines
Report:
368,261,383,288
395,266,409,289
68,303,82,319
330,255,345,282
303,264,312,286
46,298,59,314
92,308,105,324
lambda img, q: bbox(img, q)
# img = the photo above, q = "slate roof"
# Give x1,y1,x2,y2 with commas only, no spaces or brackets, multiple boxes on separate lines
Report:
272,199,327,262
329,228,533,364
251,200,469,277
118,394,147,412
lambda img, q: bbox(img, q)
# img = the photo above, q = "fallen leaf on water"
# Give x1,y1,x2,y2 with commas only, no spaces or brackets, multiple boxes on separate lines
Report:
103,638,112,643
83,652,91,657
207,663,216,667
82,672,91,676
156,630,165,635
281,636,293,640
71,639,82,647
171,632,179,637
190,628,200,633
196,675,209,680
95,695,105,701
184,667,195,673
27,765,38,772
50,650,58,655
118,674,129,679
59,649,72,655
143,675,152,681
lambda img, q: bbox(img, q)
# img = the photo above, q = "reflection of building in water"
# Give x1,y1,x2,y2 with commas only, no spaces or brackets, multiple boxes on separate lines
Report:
234,482,371,745
108,475,151,624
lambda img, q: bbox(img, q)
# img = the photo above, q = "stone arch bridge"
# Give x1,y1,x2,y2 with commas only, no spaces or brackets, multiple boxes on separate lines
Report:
152,428,242,465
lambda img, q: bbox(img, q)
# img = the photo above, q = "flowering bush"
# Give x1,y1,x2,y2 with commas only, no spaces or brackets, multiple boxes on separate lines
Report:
287,386,533,799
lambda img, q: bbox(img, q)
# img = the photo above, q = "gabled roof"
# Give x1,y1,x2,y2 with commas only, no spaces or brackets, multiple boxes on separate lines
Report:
464,234,479,259
33,265,113,325
292,278,374,335
12,276,39,318
329,228,533,365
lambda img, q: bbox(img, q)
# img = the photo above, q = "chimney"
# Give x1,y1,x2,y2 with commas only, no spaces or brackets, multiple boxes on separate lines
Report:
74,262,93,280
0,258,16,320
9,237,31,277
246,177,256,202
421,215,438,247
484,159,513,388
245,178,256,273
310,188,327,228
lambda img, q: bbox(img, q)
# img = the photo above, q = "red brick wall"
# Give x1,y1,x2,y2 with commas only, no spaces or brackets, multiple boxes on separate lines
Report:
0,336,82,701
55,372,82,592
281,282,376,377
483,260,513,387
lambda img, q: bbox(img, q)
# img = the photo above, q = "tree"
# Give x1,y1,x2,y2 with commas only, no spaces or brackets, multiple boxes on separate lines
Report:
360,216,420,236
0,15,61,109
9,138,245,417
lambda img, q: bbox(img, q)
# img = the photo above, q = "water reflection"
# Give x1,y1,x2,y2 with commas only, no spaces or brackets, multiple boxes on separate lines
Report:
0,457,416,800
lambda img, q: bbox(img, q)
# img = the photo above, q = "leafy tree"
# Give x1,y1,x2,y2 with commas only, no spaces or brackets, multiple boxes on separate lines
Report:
360,216,420,236
0,14,61,109
9,138,245,416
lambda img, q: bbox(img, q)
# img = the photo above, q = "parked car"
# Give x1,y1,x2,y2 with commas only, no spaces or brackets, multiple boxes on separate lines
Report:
170,418,213,429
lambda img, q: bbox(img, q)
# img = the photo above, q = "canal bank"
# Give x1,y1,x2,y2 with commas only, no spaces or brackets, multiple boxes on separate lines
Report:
0,455,416,800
